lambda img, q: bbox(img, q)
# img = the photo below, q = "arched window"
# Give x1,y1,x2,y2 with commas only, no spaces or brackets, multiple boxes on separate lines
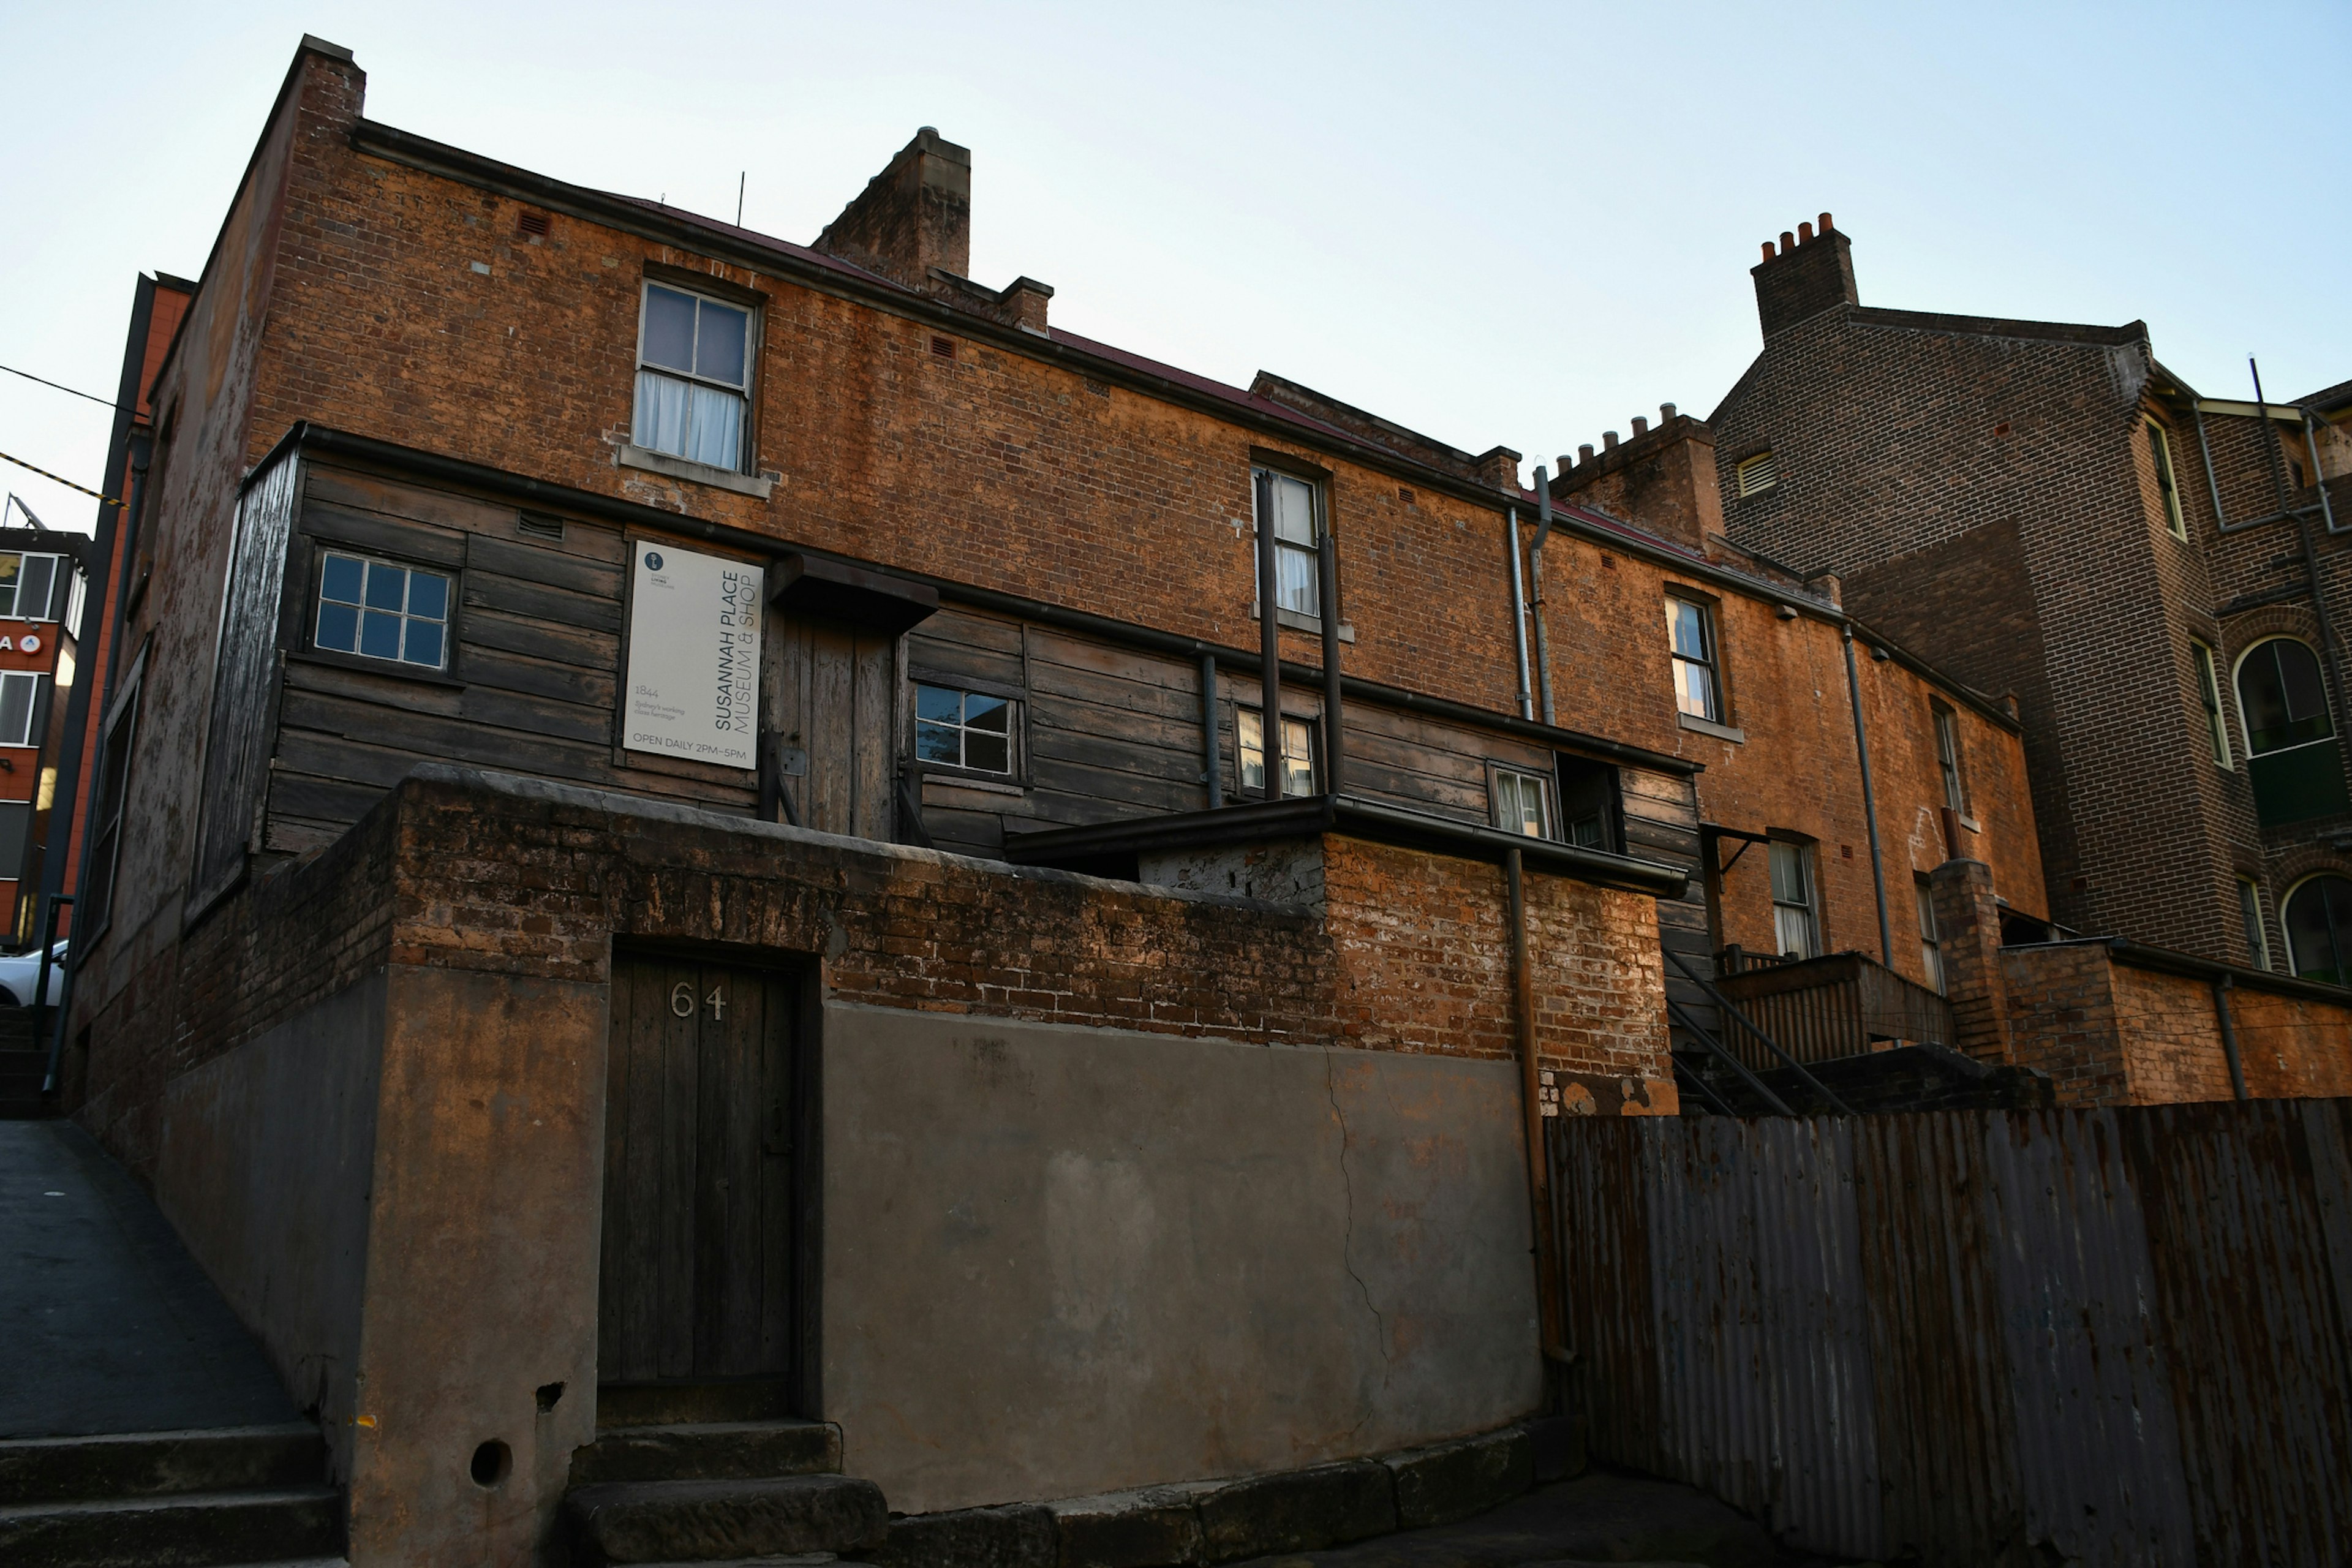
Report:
2236,639,2350,824
2283,875,2352,987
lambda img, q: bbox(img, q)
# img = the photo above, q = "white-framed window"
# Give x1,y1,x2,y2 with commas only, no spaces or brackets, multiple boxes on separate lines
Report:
1494,767,1553,839
0,672,40,747
314,552,451,670
1916,876,1943,993
1932,701,1966,813
2147,419,2186,539
2239,877,2272,971
1735,450,1778,498
2193,640,2231,768
0,552,61,622
1666,595,1721,722
2284,873,2352,986
1769,839,1820,960
634,281,755,472
1252,467,1322,618
914,682,1015,775
64,567,85,638
1238,707,1317,797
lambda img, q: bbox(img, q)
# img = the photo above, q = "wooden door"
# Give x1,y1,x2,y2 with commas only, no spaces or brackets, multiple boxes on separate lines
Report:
599,956,797,1387
766,611,897,839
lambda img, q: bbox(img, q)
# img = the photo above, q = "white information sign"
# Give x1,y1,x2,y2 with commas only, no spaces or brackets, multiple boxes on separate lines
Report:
624,545,762,767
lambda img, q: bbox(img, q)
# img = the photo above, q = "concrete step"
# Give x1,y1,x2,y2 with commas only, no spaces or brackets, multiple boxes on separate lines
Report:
567,1475,888,1566
0,1423,326,1507
568,1422,842,1488
0,1485,343,1568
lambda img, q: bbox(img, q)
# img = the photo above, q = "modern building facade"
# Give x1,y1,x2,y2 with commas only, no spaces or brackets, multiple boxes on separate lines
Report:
1708,215,2352,983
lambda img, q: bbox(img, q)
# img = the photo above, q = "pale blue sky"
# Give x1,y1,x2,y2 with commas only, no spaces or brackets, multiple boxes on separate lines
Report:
3,1,2345,535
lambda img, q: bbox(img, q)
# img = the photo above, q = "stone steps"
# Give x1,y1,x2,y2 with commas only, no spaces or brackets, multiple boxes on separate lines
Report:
566,1474,888,1565
569,1421,842,1488
0,1485,343,1568
0,1423,340,1567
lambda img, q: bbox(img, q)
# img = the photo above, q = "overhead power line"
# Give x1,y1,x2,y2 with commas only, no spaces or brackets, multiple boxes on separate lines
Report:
0,448,126,509
0,361,123,411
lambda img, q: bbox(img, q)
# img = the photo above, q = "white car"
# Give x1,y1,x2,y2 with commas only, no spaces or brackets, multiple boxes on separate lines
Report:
0,941,67,1006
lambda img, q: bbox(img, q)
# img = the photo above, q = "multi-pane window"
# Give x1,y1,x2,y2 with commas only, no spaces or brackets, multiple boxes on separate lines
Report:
0,552,61,621
1769,839,1820,960
634,282,753,472
2236,638,2332,756
80,684,138,937
1494,767,1553,839
1238,708,1317,797
1665,596,1721,723
0,672,40,747
1916,876,1943,993
2192,641,2231,767
315,552,451,670
2240,878,2272,971
914,683,1014,774
1932,702,1965,813
2147,420,2186,539
1253,468,1321,618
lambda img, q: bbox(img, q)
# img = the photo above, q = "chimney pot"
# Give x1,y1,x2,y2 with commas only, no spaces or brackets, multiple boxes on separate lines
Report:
1760,242,1775,262
1660,402,1677,422
1798,221,1814,243
1819,211,1833,232
1556,454,1574,474
1603,431,1620,451
1779,231,1795,254
1631,416,1650,437
1578,443,1595,464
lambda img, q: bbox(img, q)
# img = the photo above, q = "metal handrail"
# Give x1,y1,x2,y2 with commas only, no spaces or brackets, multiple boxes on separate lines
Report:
1665,946,1856,1115
1666,997,1798,1117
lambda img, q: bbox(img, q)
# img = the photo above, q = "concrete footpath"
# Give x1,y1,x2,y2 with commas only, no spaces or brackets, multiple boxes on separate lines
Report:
0,1120,295,1439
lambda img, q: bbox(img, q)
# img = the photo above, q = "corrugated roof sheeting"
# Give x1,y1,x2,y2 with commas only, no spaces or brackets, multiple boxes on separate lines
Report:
1549,1101,2352,1566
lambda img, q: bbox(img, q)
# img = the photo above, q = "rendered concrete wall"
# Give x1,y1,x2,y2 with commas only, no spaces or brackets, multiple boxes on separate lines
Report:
820,1004,1541,1513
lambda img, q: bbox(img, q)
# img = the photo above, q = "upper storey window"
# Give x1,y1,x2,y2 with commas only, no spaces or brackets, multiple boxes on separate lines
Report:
1252,468,1322,618
635,283,753,473
1665,596,1721,723
2146,420,2187,540
316,551,450,670
0,553,61,622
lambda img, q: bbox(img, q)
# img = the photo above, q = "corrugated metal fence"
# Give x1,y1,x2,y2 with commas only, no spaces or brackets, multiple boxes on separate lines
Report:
1549,1101,2352,1566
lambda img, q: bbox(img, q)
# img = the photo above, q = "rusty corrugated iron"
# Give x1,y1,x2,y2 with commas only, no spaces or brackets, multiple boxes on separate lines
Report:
1550,1101,2352,1566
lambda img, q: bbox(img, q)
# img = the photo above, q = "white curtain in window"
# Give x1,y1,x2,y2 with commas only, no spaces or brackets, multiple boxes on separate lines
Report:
634,370,690,457
633,372,743,472
686,383,742,470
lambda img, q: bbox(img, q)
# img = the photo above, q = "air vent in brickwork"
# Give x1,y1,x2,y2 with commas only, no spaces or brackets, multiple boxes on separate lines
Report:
518,209,551,238
931,336,956,360
1736,450,1779,498
518,513,565,541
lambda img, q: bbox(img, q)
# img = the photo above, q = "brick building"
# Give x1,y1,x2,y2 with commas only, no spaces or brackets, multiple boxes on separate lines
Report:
51,39,2055,1567
1706,214,2352,987
0,524,93,950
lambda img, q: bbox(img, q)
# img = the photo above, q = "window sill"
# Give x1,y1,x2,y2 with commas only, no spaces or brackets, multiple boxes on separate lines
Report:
918,764,1026,796
617,444,777,499
1250,605,1356,643
1959,813,1983,834
1679,712,1746,744
288,647,467,689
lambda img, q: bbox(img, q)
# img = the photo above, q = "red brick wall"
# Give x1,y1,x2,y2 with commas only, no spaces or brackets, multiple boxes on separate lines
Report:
1999,944,2128,1105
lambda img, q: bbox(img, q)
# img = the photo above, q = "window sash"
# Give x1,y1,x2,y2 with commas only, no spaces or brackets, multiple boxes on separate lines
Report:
914,684,1016,775
1238,709,1316,796
1769,840,1819,959
1254,469,1323,619
1916,879,1943,993
2149,421,2185,537
0,672,39,747
315,552,451,670
2240,879,2272,971
1934,706,1964,812
0,552,59,622
1666,598,1719,722
2193,643,2231,767
634,284,753,472
2239,638,2334,755
1494,768,1553,839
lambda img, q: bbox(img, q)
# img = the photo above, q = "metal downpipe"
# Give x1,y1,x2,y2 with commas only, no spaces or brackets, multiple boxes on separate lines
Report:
2212,975,2250,1102
1505,507,1533,721
1506,846,1566,1401
1200,654,1223,809
1531,468,1556,726
1842,624,1895,967
1319,532,1344,796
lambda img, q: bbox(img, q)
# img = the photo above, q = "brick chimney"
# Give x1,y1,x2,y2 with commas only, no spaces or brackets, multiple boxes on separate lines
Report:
1751,213,1856,337
815,127,971,290
1550,405,1724,553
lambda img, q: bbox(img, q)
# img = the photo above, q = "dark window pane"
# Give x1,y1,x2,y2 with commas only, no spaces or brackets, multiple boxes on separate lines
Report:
916,684,962,723
317,601,359,652
404,620,445,668
407,571,450,621
17,556,55,620
321,554,364,603
965,693,1009,731
642,285,696,371
360,611,402,661
2286,875,2352,984
0,801,28,873
916,722,960,763
2280,639,2330,728
364,562,407,611
695,301,749,386
965,732,1009,773
0,676,31,745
